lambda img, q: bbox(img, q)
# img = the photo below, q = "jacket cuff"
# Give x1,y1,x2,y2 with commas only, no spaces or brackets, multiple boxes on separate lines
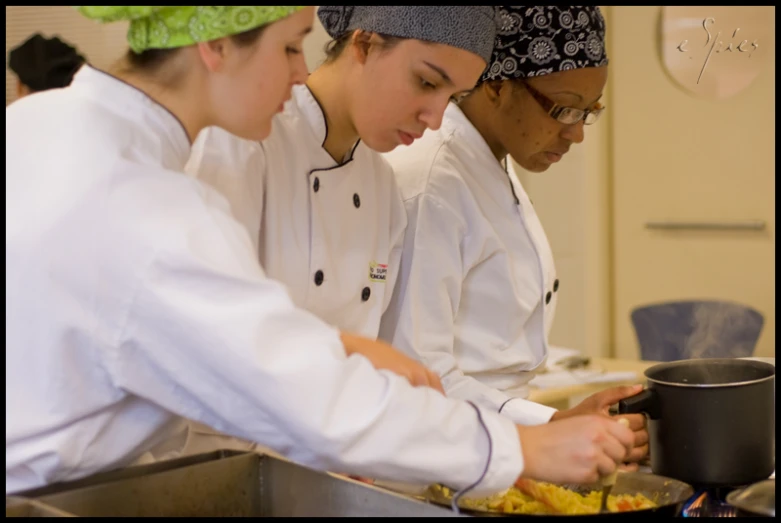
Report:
455,403,525,497
499,397,557,426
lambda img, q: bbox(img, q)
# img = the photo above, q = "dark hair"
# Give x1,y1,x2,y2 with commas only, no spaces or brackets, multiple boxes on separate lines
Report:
8,33,86,91
323,30,403,64
122,24,268,85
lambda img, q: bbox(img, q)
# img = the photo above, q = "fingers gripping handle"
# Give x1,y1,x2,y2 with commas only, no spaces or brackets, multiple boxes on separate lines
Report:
604,417,631,487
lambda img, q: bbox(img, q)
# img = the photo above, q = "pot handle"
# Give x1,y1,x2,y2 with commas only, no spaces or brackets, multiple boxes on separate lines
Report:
617,388,660,420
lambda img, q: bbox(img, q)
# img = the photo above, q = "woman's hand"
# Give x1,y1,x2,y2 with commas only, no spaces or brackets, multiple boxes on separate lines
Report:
549,385,649,463
339,332,445,394
515,414,635,485
337,474,375,485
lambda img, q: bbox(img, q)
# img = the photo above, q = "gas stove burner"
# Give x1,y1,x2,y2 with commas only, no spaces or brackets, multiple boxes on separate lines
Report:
681,488,738,518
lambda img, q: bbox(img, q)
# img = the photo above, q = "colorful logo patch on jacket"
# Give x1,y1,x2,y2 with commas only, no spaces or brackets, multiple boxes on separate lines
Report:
369,262,388,282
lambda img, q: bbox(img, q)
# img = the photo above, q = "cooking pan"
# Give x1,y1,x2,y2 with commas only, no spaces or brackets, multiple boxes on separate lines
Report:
726,479,775,517
423,472,694,517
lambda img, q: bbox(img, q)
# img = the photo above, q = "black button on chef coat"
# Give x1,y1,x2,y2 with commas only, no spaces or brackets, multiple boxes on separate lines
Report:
313,177,320,192
554,279,560,292
545,291,552,305
314,270,324,286
361,286,371,301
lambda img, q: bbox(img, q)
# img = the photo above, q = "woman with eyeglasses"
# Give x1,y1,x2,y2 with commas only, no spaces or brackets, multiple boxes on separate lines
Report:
380,6,649,465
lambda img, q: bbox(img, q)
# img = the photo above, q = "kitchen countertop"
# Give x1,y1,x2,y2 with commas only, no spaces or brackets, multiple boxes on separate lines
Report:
528,357,658,409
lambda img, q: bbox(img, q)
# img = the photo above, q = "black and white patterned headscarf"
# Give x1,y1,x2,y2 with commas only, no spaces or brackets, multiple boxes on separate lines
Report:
318,6,498,64
481,6,608,82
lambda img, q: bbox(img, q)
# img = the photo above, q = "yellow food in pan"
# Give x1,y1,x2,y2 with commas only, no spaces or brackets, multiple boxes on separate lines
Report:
433,483,658,515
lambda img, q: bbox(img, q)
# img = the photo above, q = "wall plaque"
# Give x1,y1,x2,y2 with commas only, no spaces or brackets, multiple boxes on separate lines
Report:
660,6,773,99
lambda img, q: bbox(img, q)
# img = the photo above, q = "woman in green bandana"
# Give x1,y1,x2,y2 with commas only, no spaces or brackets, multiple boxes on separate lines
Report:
79,5,442,393
5,6,448,494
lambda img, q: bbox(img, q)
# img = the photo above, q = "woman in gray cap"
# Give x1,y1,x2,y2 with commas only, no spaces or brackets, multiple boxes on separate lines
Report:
184,6,634,487
381,6,649,464
187,6,494,359
183,5,487,450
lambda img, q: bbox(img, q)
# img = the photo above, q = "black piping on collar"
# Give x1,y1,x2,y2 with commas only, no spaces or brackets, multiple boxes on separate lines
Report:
87,65,191,146
308,137,362,176
502,157,521,206
304,83,362,165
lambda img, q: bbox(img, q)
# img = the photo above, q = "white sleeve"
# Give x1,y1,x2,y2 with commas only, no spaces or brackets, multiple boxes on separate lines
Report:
186,126,266,250
499,398,557,426
109,198,523,496
380,194,556,427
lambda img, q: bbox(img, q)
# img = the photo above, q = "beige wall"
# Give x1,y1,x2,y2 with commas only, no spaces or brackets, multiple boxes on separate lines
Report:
303,11,330,73
608,6,775,359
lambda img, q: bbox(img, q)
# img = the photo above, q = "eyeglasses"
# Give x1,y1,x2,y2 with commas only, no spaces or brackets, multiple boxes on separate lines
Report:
521,80,605,126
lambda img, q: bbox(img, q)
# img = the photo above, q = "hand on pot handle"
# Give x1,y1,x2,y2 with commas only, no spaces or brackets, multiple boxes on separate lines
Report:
549,384,649,463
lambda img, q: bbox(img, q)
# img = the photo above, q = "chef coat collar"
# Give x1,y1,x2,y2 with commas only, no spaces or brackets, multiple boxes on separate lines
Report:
70,65,191,171
442,102,509,179
293,83,360,164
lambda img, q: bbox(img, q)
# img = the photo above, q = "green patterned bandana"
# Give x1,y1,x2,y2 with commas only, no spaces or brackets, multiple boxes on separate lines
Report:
75,6,305,53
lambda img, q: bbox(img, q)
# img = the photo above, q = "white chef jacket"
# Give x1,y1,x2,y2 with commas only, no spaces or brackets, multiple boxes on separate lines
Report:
186,84,407,340
380,103,560,426
5,67,523,495
183,83,408,457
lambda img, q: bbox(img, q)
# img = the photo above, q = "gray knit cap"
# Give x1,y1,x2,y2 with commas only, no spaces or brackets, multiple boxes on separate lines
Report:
317,6,498,64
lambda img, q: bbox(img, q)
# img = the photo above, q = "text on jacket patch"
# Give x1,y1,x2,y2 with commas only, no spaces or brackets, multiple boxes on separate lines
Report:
369,262,388,282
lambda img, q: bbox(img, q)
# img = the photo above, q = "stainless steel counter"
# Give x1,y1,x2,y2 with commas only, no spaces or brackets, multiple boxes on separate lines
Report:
6,497,76,517
9,450,462,517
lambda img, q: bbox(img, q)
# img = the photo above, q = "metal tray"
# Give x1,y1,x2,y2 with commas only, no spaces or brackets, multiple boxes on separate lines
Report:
6,497,76,517
15,450,461,517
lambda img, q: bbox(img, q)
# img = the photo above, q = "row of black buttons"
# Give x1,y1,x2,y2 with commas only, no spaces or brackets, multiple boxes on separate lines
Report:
311,177,367,302
312,176,361,208
312,274,554,305
545,279,560,305
313,269,371,302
